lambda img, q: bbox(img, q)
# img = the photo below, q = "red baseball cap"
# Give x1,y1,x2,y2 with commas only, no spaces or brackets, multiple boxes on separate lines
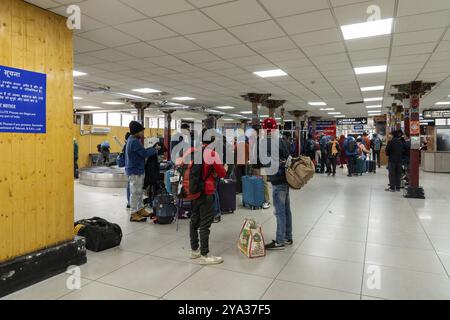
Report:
262,117,278,132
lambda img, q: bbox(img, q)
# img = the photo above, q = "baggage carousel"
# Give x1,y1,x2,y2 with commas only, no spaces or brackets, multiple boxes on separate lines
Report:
78,166,128,188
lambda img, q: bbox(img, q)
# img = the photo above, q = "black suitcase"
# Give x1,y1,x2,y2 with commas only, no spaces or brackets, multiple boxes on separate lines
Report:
217,179,237,213
74,217,122,252
153,192,177,224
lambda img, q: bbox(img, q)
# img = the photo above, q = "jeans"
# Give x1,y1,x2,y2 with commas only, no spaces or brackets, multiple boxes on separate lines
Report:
126,181,130,206
272,184,293,245
128,174,144,214
373,150,381,168
252,168,270,203
347,156,357,176
320,151,327,173
190,194,215,256
388,162,402,190
326,157,337,174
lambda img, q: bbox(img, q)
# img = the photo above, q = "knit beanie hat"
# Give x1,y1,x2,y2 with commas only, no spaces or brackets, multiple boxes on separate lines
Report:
129,121,145,135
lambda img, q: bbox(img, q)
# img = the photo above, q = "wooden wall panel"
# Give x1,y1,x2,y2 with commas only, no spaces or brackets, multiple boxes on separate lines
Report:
0,0,73,262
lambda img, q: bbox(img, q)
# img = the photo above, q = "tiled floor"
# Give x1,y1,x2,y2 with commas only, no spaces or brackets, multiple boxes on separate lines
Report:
3,167,450,300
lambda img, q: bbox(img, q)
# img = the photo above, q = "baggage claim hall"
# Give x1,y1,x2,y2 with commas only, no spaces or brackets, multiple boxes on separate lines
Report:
2,0,450,302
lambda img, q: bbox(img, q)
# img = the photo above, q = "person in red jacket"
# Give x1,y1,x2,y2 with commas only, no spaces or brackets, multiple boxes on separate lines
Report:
190,129,227,265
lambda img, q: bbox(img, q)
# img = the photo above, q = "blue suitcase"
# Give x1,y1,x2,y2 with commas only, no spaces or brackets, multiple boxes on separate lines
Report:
242,176,265,210
165,170,175,194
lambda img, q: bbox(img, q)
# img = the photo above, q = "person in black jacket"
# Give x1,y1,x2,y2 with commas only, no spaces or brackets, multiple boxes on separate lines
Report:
265,131,292,251
385,130,405,192
144,141,164,206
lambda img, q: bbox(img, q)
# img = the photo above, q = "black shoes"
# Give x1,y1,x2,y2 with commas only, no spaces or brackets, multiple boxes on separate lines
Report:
285,239,294,246
265,240,285,250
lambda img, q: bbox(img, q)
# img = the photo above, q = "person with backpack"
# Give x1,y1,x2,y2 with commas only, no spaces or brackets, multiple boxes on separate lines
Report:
97,141,111,166
126,121,161,222
306,134,315,161
182,129,227,265
119,132,131,208
265,124,293,250
319,134,330,174
371,133,383,168
338,135,347,169
344,136,358,177
326,136,340,177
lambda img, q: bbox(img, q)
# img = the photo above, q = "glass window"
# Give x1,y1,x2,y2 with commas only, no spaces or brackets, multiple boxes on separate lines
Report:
122,114,135,127
150,118,158,129
93,113,107,126
158,117,165,129
108,113,121,127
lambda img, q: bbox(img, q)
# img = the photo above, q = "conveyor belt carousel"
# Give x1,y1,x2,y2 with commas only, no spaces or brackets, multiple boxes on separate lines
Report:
79,166,128,188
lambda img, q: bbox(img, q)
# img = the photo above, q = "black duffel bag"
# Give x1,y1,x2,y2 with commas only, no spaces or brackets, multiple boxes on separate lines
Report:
74,217,122,252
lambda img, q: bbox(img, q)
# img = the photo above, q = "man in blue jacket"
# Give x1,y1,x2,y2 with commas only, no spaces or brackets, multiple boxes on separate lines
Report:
126,121,161,222
344,136,358,177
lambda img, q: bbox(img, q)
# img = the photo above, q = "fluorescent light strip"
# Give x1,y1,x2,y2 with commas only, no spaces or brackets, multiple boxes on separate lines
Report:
341,18,393,40
361,85,385,92
366,105,382,109
76,106,100,110
328,112,341,115
73,71,87,77
309,102,327,106
216,106,235,110
132,88,161,94
435,102,450,105
364,97,383,102
173,97,195,101
117,93,146,100
368,111,381,114
320,108,335,111
73,97,83,100
240,111,253,114
254,69,288,78
102,102,125,105
334,115,345,118
355,65,387,75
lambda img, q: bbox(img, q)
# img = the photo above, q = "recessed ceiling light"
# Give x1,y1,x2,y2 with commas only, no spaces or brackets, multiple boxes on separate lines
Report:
73,71,87,77
240,111,253,114
117,93,146,100
254,69,288,78
361,85,385,92
368,110,382,114
334,115,345,118
364,97,383,102
183,118,195,121
341,18,393,40
173,97,196,101
328,112,341,115
223,118,234,121
77,106,100,110
260,115,269,118
366,105,382,109
435,102,450,105
320,108,335,111
73,97,83,100
216,106,235,110
132,88,161,94
102,102,125,105
354,65,387,75
309,102,327,106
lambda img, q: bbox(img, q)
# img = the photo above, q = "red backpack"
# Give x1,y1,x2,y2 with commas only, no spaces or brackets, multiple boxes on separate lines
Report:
177,147,212,200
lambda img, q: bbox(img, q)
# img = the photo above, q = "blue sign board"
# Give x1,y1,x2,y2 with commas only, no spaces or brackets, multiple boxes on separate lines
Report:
354,125,364,131
0,65,46,134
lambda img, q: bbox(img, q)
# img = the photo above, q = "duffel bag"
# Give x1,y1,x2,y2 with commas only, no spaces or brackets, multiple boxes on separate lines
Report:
285,155,315,190
74,217,122,252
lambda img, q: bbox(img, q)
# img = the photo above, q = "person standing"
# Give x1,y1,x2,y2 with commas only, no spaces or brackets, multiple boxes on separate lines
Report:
344,136,358,177
126,121,161,222
74,138,79,179
338,135,347,169
385,130,405,192
190,129,227,265
319,134,330,174
305,134,315,161
265,129,292,250
326,136,340,177
371,133,383,168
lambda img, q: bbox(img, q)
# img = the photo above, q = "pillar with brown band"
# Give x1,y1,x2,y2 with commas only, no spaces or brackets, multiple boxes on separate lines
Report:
263,99,286,119
163,110,175,161
289,111,308,157
132,102,152,125
241,93,271,127
280,107,286,130
392,81,436,199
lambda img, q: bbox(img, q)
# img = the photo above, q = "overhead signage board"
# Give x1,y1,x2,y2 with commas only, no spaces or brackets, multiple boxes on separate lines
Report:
0,65,46,134
423,109,450,119
311,120,336,137
337,117,368,126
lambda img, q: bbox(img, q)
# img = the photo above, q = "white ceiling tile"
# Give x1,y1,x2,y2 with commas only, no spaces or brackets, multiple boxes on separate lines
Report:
292,28,342,47
188,0,231,8
186,30,241,48
390,54,430,65
74,53,108,66
346,35,391,51
262,49,306,63
398,0,450,17
123,0,194,17
393,28,445,46
395,11,450,33
209,44,256,59
259,0,329,18
78,28,138,47
277,9,336,35
115,19,177,41
201,0,270,27
228,20,285,42
73,36,106,53
311,53,350,65
175,50,222,64
229,55,271,67
94,63,131,72
199,60,237,70
25,0,60,8
247,37,297,54
115,42,166,58
79,0,145,24
349,47,390,62
333,0,395,26
148,37,202,54
303,42,346,57
391,42,437,57
86,49,133,62
146,55,189,66
155,10,221,34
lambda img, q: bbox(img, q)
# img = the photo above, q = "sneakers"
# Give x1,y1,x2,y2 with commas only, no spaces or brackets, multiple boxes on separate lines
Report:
126,204,130,209
385,188,395,192
130,212,147,222
190,249,201,260
285,239,294,246
262,202,271,210
213,216,221,223
265,240,285,250
198,254,224,265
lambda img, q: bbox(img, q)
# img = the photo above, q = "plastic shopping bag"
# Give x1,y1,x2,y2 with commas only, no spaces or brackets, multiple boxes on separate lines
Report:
238,219,266,258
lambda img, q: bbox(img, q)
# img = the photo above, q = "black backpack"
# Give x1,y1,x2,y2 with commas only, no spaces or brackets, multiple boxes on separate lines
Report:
74,217,122,252
347,139,357,153
153,188,177,225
